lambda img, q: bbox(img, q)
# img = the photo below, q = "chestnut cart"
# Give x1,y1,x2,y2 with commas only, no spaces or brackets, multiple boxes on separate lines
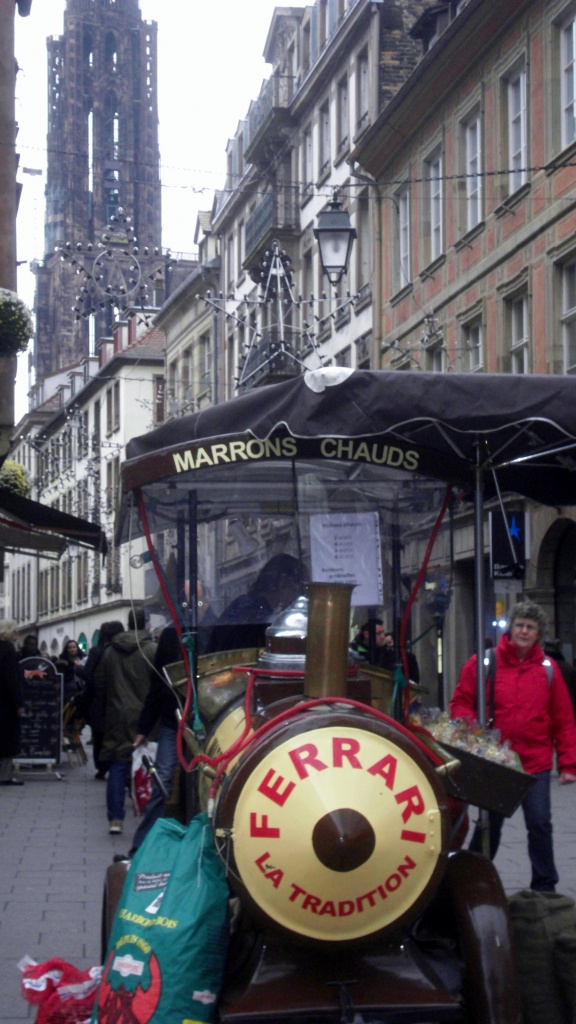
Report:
103,369,576,1024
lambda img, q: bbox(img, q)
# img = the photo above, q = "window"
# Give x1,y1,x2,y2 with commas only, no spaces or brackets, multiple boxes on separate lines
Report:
106,387,113,434
509,294,529,373
168,361,177,412
62,559,72,609
301,248,314,328
237,220,245,278
318,0,327,49
423,340,445,373
106,457,120,514
62,427,73,471
227,234,235,290
104,93,120,162
424,149,443,262
396,187,411,288
181,347,191,400
562,261,576,372
504,63,527,194
106,544,121,594
227,332,236,399
200,332,212,390
93,399,100,451
337,76,349,153
463,320,483,372
356,333,371,370
302,124,313,198
77,552,89,604
78,479,89,519
335,346,351,367
78,410,89,458
356,193,371,296
462,111,482,231
561,15,576,148
319,101,330,177
38,570,47,617
50,565,60,614
302,21,311,76
51,438,60,482
357,50,369,131
153,375,165,424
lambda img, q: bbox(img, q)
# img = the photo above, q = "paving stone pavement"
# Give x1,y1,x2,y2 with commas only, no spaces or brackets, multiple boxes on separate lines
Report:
0,742,134,1022
1,740,575,1021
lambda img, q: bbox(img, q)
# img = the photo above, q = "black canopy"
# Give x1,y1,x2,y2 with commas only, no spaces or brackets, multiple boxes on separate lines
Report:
0,486,107,557
123,369,576,507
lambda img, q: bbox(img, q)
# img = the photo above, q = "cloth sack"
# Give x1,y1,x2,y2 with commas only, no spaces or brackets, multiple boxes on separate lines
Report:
508,889,576,1024
130,741,158,816
92,812,230,1024
554,926,576,1024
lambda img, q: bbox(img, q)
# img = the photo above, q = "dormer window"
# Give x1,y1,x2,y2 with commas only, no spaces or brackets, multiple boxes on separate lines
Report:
410,3,462,54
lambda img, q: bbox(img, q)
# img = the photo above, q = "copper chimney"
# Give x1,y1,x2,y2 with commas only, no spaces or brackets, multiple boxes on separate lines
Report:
304,581,354,699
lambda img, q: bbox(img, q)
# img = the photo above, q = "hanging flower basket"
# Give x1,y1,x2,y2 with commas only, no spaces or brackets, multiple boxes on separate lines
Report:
0,288,34,355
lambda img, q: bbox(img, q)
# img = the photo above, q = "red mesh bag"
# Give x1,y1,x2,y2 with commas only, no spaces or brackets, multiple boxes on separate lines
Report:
20,956,102,1024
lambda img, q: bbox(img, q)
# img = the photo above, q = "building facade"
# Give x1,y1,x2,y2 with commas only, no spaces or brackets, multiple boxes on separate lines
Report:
204,0,433,401
0,0,33,458
9,319,165,656
352,0,576,690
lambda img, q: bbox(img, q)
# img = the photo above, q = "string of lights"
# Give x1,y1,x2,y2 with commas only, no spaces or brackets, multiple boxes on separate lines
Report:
10,137,576,194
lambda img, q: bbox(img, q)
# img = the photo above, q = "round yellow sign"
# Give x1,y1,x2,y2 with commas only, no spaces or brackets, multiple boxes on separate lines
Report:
228,724,445,942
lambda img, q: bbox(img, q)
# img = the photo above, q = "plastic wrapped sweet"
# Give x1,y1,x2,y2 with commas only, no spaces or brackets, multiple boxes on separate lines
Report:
414,708,522,770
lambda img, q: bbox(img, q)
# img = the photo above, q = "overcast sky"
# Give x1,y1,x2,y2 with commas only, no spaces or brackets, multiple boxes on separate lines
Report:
14,1,304,413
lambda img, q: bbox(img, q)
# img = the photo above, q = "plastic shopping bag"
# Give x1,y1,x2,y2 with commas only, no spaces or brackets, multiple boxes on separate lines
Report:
92,812,230,1024
130,741,158,816
20,955,102,1024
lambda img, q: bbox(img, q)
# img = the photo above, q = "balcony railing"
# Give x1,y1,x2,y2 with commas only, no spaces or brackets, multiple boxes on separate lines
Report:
238,326,304,390
244,74,295,164
244,189,299,267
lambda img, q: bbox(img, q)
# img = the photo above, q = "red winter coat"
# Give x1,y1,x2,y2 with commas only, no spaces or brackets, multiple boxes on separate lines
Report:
450,632,576,776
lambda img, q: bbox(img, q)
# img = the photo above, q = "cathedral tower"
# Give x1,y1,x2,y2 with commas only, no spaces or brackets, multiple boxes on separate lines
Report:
33,0,162,378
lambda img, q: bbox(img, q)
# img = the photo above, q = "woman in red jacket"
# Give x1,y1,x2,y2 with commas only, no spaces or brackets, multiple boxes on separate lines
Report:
450,600,576,892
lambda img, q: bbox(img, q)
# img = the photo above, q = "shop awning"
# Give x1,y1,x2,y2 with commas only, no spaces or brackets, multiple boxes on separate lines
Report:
0,487,107,558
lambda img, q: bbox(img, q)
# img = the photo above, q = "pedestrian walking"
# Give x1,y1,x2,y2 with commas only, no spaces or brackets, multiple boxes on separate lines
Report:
82,620,124,780
450,600,576,892
94,608,156,834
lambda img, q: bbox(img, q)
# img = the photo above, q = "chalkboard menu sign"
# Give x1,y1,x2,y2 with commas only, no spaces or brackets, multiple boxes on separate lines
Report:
15,657,63,764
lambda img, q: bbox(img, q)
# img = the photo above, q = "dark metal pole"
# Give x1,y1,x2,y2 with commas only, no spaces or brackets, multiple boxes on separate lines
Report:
473,440,490,857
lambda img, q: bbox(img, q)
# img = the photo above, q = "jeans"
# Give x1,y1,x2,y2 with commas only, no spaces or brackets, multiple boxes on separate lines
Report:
469,770,558,892
106,759,131,822
129,725,178,855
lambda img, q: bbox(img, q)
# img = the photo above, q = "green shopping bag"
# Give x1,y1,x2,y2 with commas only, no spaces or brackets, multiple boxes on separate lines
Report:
93,812,230,1024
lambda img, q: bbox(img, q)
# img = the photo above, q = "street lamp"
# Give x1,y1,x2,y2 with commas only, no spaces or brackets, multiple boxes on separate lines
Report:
314,189,357,286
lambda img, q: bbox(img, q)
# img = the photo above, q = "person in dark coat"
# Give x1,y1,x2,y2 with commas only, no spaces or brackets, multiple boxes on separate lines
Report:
55,639,85,705
0,619,25,786
129,626,182,855
82,620,124,779
94,608,156,834
209,553,301,652
351,619,420,682
18,635,40,661
129,585,217,855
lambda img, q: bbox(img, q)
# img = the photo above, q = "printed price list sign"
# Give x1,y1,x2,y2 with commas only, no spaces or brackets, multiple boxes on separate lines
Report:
310,512,383,606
